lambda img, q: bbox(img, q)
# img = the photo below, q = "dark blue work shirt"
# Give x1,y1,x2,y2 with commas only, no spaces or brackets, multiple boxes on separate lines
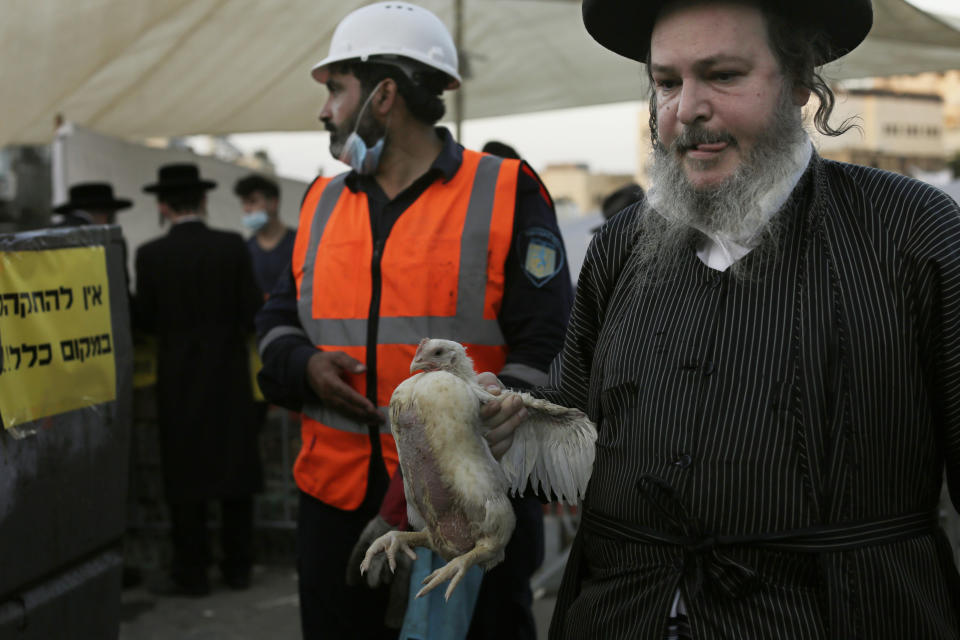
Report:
256,127,573,410
247,228,296,297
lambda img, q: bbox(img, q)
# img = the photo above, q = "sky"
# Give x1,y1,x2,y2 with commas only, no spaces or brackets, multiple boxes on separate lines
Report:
915,0,960,16
227,0,960,184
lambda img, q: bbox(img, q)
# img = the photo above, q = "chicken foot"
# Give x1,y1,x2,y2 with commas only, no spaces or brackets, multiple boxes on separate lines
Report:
361,529,431,575
416,535,503,601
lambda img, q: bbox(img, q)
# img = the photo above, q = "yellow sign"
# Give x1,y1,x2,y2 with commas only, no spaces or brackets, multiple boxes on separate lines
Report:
0,247,116,429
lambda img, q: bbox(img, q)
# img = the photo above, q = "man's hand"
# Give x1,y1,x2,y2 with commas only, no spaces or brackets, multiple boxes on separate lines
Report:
306,351,384,424
346,515,396,588
345,515,413,629
477,372,527,460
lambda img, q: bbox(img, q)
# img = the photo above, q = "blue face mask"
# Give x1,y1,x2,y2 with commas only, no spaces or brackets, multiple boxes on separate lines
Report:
242,210,269,232
340,134,385,175
339,81,387,175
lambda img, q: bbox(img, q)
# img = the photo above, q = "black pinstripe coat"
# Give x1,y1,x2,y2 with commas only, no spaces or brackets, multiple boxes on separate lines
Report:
542,155,960,639
134,220,264,502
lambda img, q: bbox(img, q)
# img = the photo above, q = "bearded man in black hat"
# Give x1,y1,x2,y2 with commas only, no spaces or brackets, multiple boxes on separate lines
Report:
481,1,960,638
134,162,264,595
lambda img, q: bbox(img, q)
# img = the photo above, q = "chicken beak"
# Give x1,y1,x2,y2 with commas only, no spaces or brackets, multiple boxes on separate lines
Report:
411,338,430,373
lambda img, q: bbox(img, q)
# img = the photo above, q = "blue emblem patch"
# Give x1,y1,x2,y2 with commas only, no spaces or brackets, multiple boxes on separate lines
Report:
521,227,564,287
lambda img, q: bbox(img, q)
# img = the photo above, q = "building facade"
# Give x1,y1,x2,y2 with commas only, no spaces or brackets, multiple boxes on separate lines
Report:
540,162,636,216
812,88,946,174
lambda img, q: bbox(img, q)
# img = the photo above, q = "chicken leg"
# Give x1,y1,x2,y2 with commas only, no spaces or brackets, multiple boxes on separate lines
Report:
417,534,505,601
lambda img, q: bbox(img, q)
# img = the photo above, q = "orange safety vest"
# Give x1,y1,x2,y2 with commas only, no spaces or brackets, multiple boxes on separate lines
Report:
291,150,519,510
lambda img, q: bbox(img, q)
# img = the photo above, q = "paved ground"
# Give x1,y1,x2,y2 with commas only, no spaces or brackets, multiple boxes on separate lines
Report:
119,563,557,639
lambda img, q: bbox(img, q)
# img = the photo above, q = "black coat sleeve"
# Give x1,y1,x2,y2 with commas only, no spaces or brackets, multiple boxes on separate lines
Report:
133,244,157,334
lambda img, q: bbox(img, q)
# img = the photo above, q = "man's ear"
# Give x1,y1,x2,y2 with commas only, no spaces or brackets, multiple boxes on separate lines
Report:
374,78,399,116
792,84,812,107
157,201,172,223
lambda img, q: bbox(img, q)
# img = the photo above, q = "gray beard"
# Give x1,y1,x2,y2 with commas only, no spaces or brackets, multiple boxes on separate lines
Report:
635,89,808,284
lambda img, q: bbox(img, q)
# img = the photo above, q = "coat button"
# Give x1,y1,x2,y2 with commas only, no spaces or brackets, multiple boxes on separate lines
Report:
673,453,693,469
703,360,716,376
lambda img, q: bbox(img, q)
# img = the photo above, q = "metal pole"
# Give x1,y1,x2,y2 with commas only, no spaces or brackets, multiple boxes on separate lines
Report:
454,0,464,143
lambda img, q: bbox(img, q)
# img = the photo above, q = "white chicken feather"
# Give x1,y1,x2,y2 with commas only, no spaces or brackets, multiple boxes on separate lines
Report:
360,338,596,600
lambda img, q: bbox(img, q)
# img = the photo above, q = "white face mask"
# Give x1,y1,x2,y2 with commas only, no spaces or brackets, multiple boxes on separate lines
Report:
242,210,269,232
339,81,387,175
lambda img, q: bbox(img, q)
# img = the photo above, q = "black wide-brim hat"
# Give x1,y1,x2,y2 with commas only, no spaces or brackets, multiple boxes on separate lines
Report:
143,162,217,193
53,182,133,213
582,0,874,66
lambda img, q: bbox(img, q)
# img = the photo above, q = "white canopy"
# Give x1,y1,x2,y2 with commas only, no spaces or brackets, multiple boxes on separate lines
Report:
3,0,960,147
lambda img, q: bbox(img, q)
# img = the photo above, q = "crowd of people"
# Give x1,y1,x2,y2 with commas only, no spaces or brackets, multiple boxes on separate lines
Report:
48,0,960,638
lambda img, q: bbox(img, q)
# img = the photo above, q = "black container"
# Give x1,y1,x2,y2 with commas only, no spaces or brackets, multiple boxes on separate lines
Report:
0,225,133,639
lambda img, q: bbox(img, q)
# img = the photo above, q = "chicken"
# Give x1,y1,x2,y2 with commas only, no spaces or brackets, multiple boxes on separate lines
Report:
360,338,596,600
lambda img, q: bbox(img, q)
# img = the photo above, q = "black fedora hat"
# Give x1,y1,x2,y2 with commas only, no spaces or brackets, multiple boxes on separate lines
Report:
53,182,132,213
143,163,217,193
581,0,873,66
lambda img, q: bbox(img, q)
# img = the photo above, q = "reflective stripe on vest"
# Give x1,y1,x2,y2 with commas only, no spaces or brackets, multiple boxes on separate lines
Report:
301,403,391,434
291,151,516,509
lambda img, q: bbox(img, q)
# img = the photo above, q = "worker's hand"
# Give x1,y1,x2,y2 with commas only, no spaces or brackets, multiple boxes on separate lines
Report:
306,351,384,424
477,372,527,460
346,515,397,588
346,515,412,628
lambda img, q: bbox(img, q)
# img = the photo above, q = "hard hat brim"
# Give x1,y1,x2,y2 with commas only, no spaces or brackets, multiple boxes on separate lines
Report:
310,54,461,91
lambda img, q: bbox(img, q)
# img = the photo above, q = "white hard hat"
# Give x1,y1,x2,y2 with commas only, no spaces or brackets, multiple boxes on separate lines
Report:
311,2,461,90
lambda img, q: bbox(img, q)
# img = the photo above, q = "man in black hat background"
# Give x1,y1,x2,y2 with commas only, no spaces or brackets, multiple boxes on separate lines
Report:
481,1,960,638
134,162,264,595
53,181,136,291
53,182,132,227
